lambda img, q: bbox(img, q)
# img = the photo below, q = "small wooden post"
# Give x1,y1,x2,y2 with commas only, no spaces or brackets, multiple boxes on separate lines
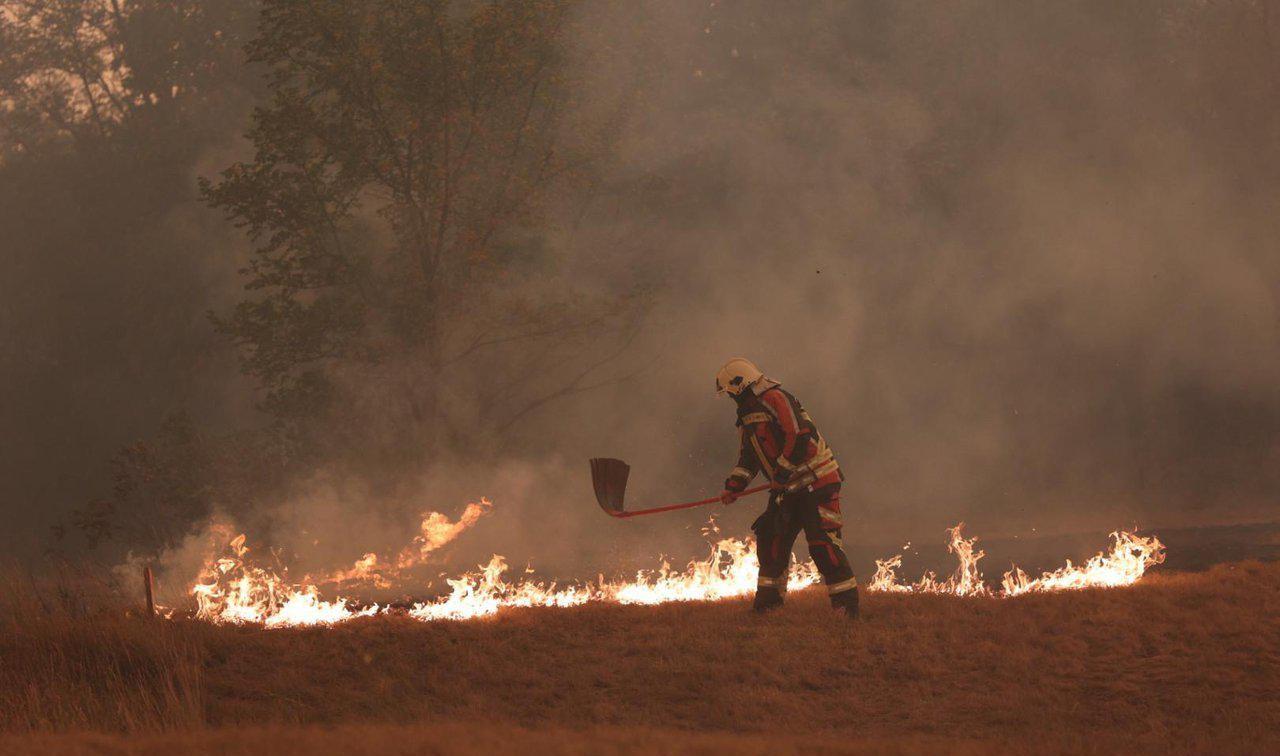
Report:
142,565,156,618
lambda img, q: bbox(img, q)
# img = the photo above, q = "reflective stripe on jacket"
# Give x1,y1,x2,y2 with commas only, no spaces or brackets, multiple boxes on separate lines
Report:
724,385,841,492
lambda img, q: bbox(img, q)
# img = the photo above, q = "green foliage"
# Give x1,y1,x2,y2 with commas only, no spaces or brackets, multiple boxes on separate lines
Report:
203,0,631,461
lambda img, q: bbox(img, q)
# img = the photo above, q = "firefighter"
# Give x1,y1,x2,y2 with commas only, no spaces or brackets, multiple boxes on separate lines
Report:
715,358,859,618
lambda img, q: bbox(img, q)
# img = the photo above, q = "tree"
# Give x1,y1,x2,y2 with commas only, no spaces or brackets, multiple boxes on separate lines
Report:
0,0,257,156
0,1,262,559
203,0,636,469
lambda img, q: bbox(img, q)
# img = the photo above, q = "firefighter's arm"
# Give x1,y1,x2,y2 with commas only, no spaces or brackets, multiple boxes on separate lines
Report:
760,389,808,481
721,426,759,504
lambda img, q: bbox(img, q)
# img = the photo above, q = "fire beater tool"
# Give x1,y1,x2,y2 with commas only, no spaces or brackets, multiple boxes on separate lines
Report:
590,457,775,518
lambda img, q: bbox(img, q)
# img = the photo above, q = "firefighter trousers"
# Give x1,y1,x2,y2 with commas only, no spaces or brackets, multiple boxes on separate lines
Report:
751,484,857,605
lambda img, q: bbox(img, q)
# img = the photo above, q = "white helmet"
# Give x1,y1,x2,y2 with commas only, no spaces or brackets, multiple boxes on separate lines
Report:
715,357,765,397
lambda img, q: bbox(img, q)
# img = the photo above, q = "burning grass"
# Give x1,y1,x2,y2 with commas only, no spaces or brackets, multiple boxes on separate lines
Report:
188,514,1166,626
2,560,1277,754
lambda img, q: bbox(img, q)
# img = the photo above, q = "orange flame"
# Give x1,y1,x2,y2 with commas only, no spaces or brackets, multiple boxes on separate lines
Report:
395,500,493,570
194,526,819,626
309,499,494,588
191,534,377,627
1001,530,1167,596
870,523,1166,597
189,504,1165,627
869,523,992,596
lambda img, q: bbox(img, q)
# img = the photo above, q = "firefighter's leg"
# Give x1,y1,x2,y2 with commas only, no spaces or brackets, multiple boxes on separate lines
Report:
751,495,803,613
799,485,859,618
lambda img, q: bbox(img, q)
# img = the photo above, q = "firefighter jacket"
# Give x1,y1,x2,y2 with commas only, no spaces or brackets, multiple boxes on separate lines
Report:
724,384,842,495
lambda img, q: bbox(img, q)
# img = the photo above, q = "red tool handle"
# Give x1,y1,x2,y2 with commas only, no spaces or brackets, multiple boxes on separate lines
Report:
609,484,773,518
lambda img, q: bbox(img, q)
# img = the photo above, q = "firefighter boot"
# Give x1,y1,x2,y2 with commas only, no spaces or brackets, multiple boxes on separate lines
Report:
830,586,859,619
752,586,785,613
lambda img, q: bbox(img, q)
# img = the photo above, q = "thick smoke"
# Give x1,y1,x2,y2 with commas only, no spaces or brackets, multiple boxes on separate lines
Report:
6,1,1280,582
292,0,1280,583
517,0,1280,561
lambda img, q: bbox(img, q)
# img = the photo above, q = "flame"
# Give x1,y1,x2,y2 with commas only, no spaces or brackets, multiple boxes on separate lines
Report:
189,503,1165,627
322,552,386,587
191,534,378,628
195,527,818,626
308,499,494,588
408,520,819,622
1000,530,1167,596
395,500,492,570
870,523,1166,597
868,523,993,596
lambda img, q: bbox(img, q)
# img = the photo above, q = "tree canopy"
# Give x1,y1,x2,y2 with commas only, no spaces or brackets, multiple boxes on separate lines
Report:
203,0,636,473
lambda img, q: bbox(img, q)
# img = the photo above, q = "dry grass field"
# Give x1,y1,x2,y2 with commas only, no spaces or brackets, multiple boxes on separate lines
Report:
2,561,1278,755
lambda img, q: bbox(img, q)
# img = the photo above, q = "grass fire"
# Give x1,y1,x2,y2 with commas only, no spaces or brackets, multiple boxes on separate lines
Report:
3,0,1279,754
184,501,1167,627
